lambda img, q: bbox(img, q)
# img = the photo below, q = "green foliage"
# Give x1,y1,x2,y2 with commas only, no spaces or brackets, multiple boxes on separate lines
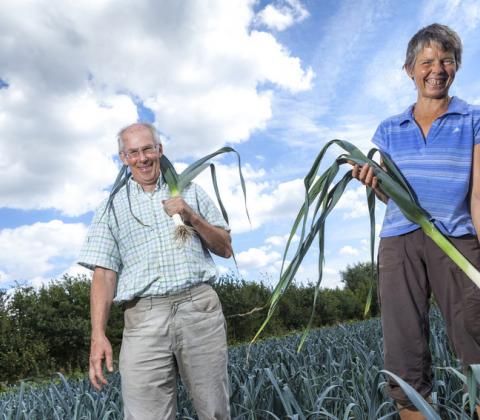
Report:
1,267,375,384
340,262,379,317
0,289,50,383
214,270,376,345
160,147,249,226
0,275,123,384
213,275,276,342
1,312,477,418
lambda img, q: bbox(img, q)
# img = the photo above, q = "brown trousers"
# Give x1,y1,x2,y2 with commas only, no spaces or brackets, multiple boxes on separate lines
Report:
379,229,480,406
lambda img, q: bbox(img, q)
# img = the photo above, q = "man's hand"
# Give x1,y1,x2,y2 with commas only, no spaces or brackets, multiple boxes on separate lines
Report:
89,334,114,390
163,197,232,257
162,197,194,224
89,266,117,390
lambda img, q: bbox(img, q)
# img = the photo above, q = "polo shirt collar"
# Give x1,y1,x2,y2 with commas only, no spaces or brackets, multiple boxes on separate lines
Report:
398,105,415,125
443,96,469,116
398,96,469,125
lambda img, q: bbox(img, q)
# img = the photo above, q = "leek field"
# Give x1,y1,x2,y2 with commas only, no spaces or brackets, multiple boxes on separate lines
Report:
0,310,473,419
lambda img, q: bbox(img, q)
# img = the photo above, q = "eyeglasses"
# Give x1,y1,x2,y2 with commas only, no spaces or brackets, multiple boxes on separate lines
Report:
122,144,160,161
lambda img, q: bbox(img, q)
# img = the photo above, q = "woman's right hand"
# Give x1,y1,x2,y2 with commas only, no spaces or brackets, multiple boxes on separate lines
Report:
351,163,379,189
351,163,389,204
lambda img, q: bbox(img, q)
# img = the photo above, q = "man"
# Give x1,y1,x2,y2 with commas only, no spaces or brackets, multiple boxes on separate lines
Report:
78,122,232,420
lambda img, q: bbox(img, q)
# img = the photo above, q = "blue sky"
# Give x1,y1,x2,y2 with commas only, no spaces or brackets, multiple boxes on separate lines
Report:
1,0,480,290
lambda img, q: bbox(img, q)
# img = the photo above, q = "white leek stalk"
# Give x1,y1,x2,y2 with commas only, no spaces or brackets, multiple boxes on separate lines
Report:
159,147,249,243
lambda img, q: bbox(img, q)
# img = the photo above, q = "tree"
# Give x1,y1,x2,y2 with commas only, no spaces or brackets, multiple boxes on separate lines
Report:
340,262,379,317
0,275,125,383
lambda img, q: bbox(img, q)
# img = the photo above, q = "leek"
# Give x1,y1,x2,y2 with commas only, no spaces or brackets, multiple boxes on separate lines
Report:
104,147,249,243
159,147,250,241
253,139,480,352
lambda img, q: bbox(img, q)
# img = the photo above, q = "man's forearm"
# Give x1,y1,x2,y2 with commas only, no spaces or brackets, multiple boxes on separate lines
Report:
89,267,116,390
190,212,232,258
91,268,117,337
162,196,233,258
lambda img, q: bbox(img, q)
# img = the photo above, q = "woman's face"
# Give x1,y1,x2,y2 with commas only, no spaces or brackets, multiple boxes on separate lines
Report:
407,43,456,100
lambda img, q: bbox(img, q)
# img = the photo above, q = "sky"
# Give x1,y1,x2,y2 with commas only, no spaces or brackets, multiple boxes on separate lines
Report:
2,0,480,291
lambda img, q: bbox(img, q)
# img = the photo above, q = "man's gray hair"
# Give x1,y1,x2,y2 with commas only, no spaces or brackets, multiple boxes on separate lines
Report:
117,122,162,152
404,23,462,72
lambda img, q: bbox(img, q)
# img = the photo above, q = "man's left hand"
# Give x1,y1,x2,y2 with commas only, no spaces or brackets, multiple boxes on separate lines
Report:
162,197,194,223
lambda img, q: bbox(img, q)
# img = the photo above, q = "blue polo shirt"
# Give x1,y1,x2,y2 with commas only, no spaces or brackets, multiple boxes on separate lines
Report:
373,96,480,238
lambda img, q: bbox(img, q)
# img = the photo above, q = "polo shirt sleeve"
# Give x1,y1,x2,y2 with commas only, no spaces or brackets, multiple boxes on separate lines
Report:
194,184,230,232
371,120,389,154
77,199,122,273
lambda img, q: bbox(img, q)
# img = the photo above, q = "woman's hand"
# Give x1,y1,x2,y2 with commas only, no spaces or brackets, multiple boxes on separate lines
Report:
352,163,378,189
351,163,389,204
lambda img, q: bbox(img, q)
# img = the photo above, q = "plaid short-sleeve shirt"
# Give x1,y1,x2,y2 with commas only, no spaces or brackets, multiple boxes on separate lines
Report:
78,176,230,303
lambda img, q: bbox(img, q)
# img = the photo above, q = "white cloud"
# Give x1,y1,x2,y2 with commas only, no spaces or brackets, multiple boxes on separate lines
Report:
309,0,390,100
30,276,54,289
0,0,313,215
363,39,414,114
0,270,9,285
257,0,310,31
321,266,343,289
329,116,386,153
216,265,231,275
228,220,376,289
0,85,137,216
0,221,88,281
265,94,380,154
63,264,92,280
19,264,93,290
236,247,281,271
336,185,369,219
266,233,299,247
284,260,342,289
420,0,480,32
339,245,360,256
191,161,305,233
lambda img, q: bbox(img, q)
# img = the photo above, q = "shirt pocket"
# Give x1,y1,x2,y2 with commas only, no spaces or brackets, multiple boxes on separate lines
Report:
118,225,154,263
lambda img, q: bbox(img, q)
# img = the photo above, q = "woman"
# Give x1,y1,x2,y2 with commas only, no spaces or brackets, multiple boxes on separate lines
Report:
353,24,480,419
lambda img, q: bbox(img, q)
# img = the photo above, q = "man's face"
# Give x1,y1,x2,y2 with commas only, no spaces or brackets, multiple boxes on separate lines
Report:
119,125,163,191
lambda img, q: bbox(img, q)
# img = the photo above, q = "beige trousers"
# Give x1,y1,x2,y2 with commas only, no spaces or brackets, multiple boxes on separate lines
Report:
119,283,230,420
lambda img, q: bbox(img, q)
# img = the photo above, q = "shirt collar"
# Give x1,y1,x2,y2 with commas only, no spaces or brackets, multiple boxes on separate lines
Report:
128,173,165,195
398,96,469,125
